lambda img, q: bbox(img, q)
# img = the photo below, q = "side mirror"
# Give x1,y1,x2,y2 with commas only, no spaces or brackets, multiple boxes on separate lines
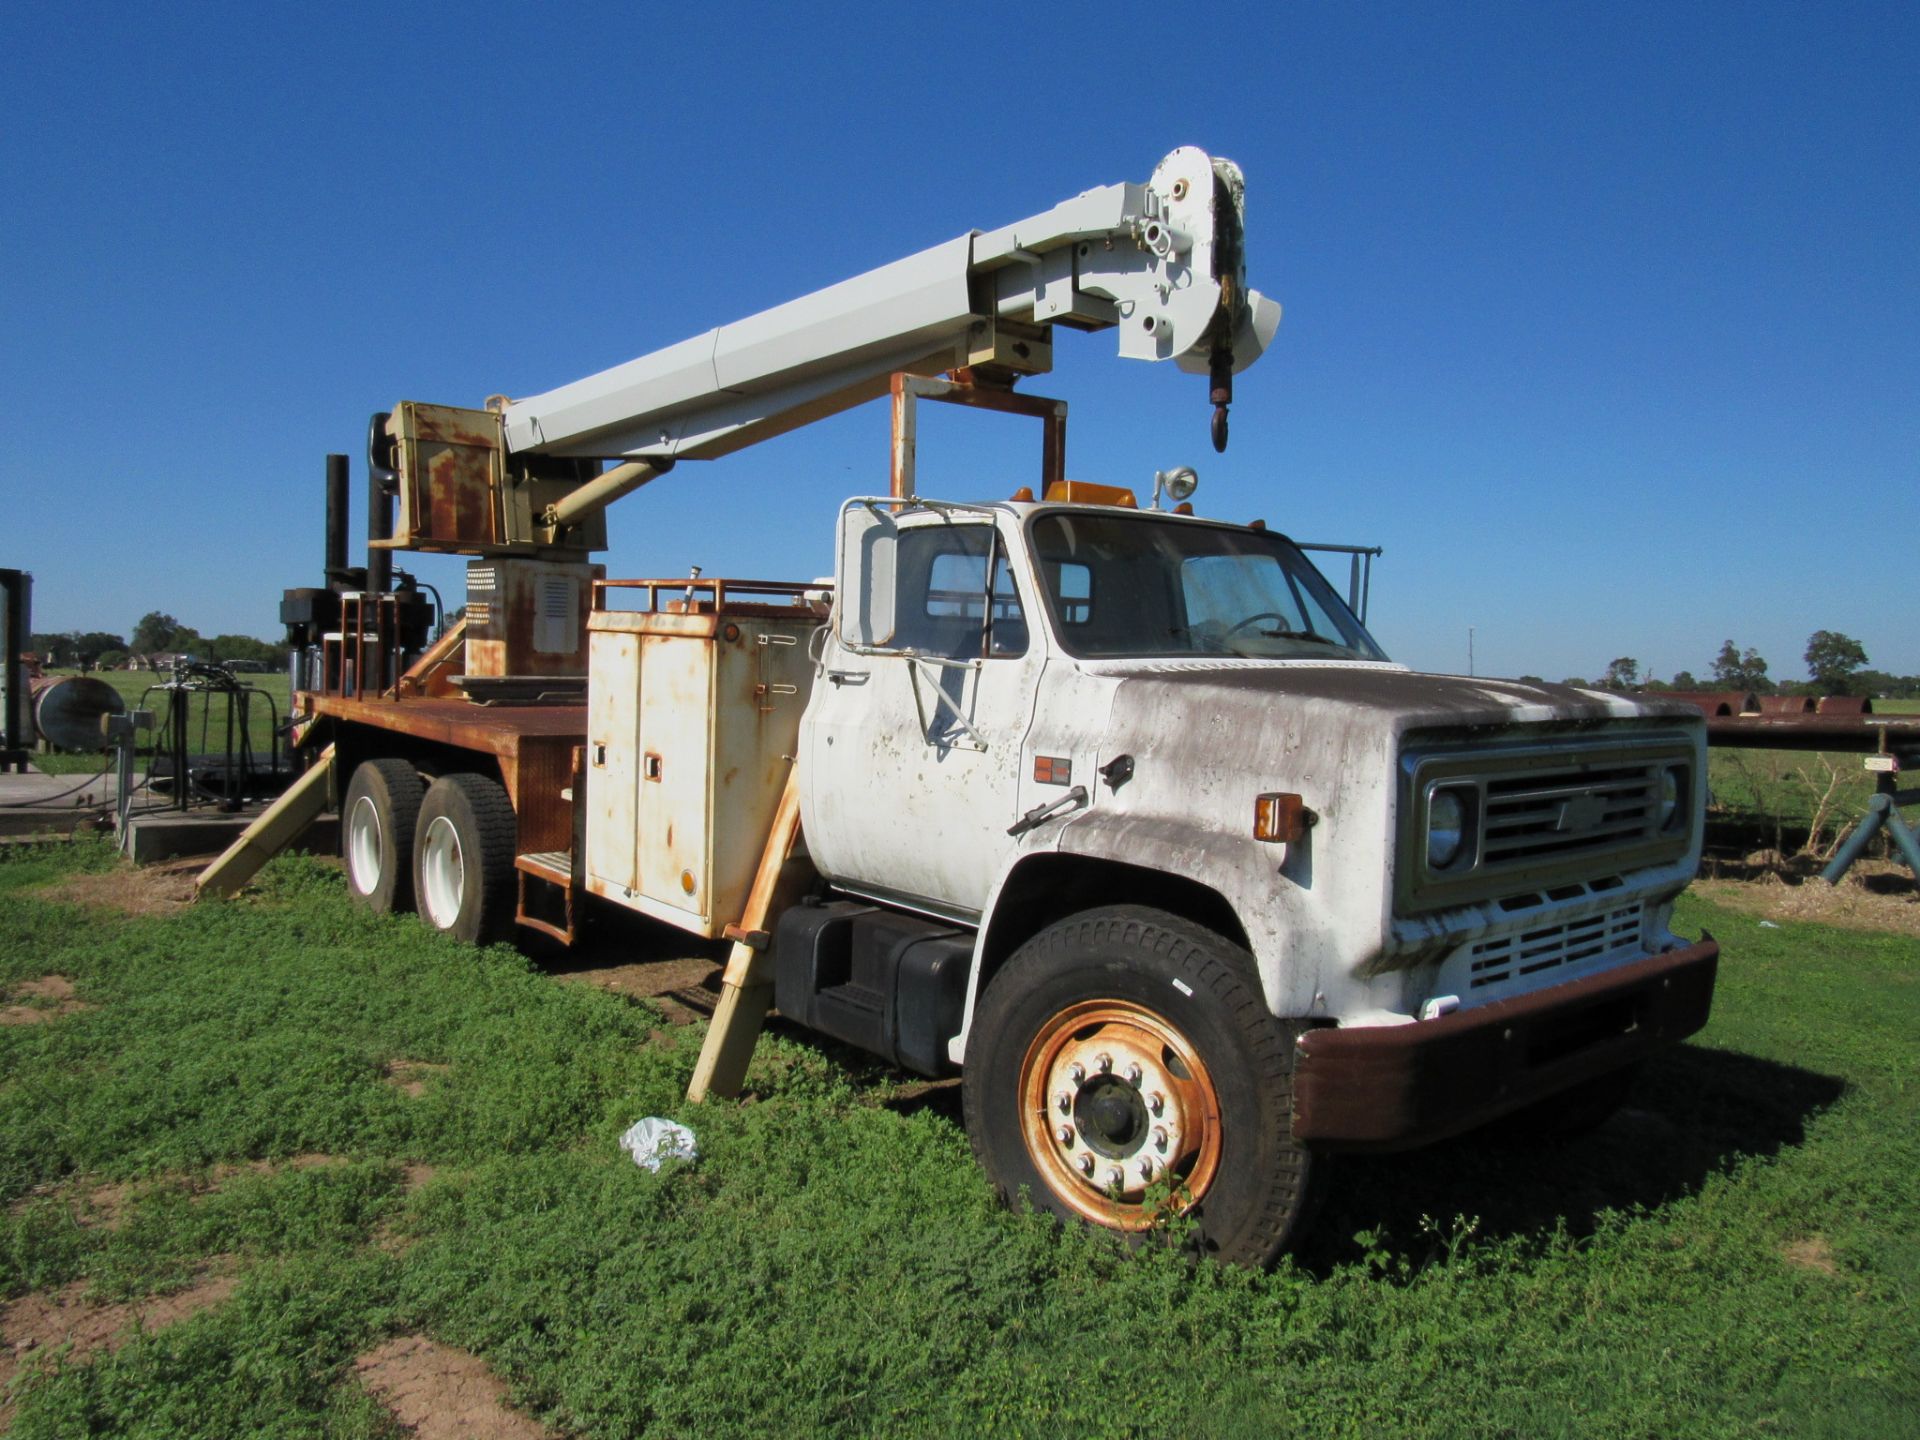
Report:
836,502,898,648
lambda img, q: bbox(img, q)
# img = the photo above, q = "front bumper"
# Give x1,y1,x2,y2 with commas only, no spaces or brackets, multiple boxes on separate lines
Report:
1291,938,1718,1151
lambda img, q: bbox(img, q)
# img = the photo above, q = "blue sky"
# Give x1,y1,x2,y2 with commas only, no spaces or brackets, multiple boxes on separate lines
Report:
3,2,1914,683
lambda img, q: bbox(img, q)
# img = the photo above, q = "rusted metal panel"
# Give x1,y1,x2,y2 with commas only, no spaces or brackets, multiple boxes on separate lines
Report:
1758,693,1817,715
583,579,821,939
508,736,576,856
386,402,505,552
464,559,604,680
303,694,586,757
635,626,715,921
1660,690,1757,717
584,630,641,899
1815,694,1873,716
395,617,468,699
1292,939,1718,1151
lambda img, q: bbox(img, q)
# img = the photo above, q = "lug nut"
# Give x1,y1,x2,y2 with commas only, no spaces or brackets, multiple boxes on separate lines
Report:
1125,1062,1143,1086
1148,1092,1165,1116
1056,1091,1072,1114
1153,1126,1168,1151
1075,1153,1094,1175
1106,1166,1125,1190
1056,1125,1075,1147
1138,1156,1156,1180
1095,1053,1113,1073
1067,1062,1086,1084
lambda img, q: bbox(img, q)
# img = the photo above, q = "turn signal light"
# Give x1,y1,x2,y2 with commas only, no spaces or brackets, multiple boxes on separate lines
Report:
1254,792,1314,843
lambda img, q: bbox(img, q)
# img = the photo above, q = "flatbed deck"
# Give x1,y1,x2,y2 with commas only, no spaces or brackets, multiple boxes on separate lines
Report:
304,693,586,855
304,693,586,753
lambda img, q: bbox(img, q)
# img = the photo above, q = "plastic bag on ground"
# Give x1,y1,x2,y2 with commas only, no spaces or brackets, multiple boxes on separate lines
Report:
620,1117,698,1171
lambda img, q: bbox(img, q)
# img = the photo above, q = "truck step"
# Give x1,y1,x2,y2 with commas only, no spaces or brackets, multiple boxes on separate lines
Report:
515,850,572,886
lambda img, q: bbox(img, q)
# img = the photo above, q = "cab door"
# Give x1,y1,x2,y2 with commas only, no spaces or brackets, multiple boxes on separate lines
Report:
802,503,1045,915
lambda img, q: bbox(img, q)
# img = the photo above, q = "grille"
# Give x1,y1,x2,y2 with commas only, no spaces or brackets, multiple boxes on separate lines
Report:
1481,762,1661,866
1465,904,1643,990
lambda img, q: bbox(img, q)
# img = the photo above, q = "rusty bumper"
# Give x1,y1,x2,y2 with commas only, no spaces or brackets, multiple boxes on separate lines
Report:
1291,938,1718,1152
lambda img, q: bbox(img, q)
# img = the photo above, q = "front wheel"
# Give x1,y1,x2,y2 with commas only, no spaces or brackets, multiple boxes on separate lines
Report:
962,906,1324,1266
413,773,517,945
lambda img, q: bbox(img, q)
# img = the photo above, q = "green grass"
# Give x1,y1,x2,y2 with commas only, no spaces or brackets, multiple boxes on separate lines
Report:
0,840,1914,1437
28,670,289,777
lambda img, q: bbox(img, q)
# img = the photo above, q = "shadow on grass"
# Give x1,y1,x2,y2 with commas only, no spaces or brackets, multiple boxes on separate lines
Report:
1297,1041,1847,1275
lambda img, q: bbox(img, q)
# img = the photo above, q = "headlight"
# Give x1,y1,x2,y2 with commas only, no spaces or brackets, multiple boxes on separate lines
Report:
1426,787,1471,871
1658,765,1687,832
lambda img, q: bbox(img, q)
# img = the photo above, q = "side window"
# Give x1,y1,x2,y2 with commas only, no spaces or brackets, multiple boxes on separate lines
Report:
891,526,1028,658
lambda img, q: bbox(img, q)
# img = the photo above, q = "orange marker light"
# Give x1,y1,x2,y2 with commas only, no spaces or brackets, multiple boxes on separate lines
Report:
1043,480,1138,508
1254,792,1314,843
1033,755,1072,786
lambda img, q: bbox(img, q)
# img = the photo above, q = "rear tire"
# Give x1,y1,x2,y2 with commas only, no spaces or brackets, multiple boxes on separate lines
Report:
413,773,517,945
962,906,1324,1267
342,759,425,914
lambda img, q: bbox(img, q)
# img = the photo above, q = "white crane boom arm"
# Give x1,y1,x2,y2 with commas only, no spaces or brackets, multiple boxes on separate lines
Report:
501,147,1280,465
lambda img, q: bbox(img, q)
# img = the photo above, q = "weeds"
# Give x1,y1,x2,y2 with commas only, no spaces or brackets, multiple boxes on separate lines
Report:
0,843,1914,1437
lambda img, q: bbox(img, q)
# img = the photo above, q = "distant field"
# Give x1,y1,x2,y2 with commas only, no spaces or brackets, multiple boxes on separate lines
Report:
26,669,290,777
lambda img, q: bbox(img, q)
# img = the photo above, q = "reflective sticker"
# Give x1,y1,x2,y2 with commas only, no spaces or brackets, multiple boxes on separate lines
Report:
1172,978,1193,997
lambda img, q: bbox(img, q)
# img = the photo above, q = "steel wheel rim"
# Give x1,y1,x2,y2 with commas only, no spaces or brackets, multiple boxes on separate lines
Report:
418,815,465,929
1018,999,1223,1230
346,795,383,895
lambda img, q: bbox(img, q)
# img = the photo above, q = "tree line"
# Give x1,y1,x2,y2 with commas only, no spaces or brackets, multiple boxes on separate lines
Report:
29,612,287,671
1552,631,1918,698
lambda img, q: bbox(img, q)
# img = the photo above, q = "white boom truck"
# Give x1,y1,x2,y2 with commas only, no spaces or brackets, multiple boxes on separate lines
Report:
263,147,1718,1264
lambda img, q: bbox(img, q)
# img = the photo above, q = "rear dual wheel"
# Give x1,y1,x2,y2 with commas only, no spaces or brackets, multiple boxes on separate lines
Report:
342,759,424,913
963,906,1324,1266
413,773,517,946
343,761,515,945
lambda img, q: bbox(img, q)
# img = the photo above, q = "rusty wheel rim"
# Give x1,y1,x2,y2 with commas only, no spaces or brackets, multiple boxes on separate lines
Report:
1018,999,1222,1230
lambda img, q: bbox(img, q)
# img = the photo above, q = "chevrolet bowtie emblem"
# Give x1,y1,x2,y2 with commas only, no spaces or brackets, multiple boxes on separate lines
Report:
1555,793,1606,833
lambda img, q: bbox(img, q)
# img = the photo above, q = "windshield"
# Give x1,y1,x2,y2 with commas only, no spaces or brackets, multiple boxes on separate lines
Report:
1027,511,1389,662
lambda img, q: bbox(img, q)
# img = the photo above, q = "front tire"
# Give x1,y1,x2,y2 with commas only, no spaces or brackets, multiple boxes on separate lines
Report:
962,906,1324,1266
342,759,425,914
413,773,517,945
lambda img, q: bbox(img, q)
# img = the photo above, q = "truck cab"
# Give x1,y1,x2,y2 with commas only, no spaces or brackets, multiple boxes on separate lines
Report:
780,487,1716,1261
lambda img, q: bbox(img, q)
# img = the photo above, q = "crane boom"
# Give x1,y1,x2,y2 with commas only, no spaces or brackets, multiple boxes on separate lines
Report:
373,147,1280,557
501,146,1280,466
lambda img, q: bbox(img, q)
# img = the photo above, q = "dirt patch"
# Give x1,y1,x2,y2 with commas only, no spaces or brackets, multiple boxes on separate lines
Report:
1692,862,1920,938
9,1155,352,1230
385,1059,449,1098
34,857,201,918
0,974,93,1026
1781,1235,1840,1275
371,1166,442,1257
548,955,721,1023
355,1335,556,1440
401,1163,438,1191
0,1260,238,1417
